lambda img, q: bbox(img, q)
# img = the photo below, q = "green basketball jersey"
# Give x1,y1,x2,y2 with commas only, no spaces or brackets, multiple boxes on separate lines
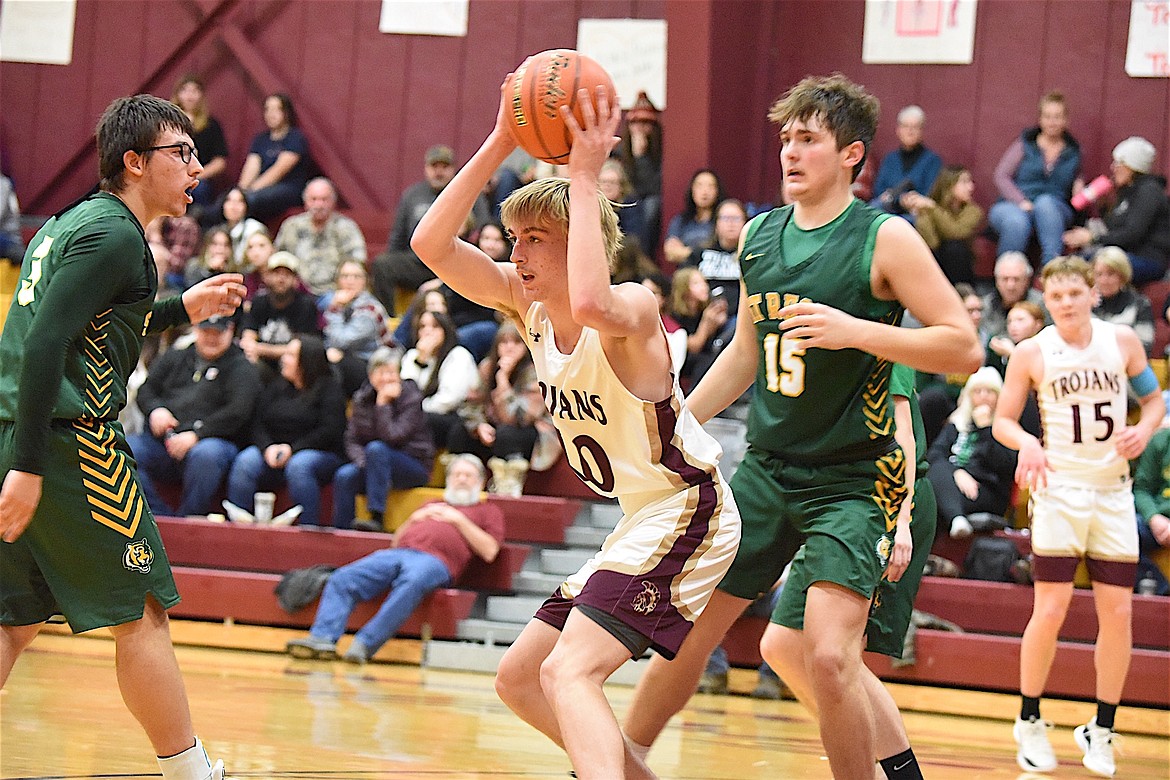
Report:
740,199,901,463
0,193,186,472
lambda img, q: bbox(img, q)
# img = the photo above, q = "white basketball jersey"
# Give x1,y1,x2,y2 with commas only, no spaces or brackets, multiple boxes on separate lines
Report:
1033,318,1129,487
522,303,725,504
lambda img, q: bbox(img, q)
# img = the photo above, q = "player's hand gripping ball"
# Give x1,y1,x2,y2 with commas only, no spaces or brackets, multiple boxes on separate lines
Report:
504,49,616,164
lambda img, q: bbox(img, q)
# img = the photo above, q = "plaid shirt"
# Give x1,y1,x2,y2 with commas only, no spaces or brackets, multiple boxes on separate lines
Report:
274,211,367,296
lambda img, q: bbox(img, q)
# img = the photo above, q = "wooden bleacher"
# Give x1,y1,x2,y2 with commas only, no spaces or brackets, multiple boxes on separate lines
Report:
384,487,580,543
156,517,531,639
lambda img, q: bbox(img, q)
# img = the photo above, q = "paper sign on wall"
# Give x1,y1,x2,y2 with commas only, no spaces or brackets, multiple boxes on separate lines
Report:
862,0,978,65
380,0,468,37
577,18,667,110
1126,0,1169,77
0,0,76,65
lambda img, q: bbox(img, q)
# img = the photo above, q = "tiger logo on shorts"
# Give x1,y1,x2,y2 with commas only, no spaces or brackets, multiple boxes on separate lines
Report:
874,534,892,566
123,539,154,573
631,580,660,614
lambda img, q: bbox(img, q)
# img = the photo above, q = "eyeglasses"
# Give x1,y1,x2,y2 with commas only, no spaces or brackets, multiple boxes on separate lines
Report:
140,142,198,164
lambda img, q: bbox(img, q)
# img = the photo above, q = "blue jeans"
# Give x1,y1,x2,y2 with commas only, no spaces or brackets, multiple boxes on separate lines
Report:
309,548,451,653
128,433,238,516
332,442,430,529
457,320,500,363
226,445,342,526
989,194,1073,264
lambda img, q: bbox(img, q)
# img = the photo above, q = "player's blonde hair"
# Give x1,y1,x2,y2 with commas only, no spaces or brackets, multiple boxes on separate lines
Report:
500,177,623,271
1041,255,1094,288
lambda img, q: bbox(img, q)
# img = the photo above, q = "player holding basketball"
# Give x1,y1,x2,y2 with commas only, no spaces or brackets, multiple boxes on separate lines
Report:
994,255,1161,777
620,74,982,780
0,95,244,780
411,82,740,779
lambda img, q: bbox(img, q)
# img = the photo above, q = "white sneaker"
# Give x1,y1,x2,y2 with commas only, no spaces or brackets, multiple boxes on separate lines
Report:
950,515,974,539
1074,718,1117,777
1014,717,1058,772
221,500,254,524
270,505,303,527
209,759,225,780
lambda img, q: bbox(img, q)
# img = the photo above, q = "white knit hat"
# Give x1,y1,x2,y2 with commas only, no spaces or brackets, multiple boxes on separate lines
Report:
1112,136,1156,174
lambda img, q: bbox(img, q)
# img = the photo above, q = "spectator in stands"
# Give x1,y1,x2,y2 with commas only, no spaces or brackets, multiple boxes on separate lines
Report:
393,283,448,350
598,159,646,253
663,169,724,265
216,187,265,269
982,251,1046,340
869,105,943,222
669,266,730,389
225,334,346,527
443,223,506,361
128,317,260,517
285,453,504,663
490,148,537,219
274,177,367,298
372,145,491,311
987,300,1046,377
989,91,1081,264
1130,426,1170,596
332,347,435,532
448,323,544,497
640,271,687,376
400,309,478,448
242,230,274,301
171,75,228,217
237,93,313,222
917,282,988,446
0,172,23,263
618,91,663,254
681,198,748,315
1091,247,1156,356
913,164,984,284
239,251,322,374
157,215,202,291
1063,136,1170,285
611,241,659,288
322,259,391,395
927,367,1018,539
184,227,238,288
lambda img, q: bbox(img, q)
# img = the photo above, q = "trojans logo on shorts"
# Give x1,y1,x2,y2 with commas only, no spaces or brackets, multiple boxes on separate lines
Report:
631,580,660,615
123,538,154,573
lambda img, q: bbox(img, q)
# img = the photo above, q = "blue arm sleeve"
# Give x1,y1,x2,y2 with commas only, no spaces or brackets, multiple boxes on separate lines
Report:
1130,365,1159,398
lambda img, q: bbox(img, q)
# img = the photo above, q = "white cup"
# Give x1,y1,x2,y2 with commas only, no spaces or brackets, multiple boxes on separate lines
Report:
253,492,276,524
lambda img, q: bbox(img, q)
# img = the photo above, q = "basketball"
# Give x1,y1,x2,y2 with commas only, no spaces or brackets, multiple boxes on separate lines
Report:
504,49,616,165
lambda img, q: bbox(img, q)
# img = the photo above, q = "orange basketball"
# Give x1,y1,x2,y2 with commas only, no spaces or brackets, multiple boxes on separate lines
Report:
504,49,616,165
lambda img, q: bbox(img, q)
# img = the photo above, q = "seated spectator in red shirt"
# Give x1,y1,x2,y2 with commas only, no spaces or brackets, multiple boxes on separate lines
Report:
286,454,504,663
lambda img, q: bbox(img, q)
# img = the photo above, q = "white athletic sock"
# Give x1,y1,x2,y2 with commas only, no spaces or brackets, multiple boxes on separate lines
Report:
158,737,212,780
628,738,651,762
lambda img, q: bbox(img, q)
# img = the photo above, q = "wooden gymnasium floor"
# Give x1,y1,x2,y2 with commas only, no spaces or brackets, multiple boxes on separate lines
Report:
2,629,1168,780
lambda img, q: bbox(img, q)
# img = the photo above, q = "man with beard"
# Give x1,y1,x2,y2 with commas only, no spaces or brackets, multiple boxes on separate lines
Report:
238,250,321,373
285,453,504,664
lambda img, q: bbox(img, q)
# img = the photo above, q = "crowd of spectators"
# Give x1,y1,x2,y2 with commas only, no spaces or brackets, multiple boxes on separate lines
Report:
26,74,1153,586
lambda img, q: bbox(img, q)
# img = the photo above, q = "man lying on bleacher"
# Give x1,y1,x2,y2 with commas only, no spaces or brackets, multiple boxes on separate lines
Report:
285,453,504,663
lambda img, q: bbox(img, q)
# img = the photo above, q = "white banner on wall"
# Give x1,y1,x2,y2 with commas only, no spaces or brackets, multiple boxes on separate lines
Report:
379,0,468,37
577,18,667,111
862,0,978,65
1126,0,1170,77
0,0,76,65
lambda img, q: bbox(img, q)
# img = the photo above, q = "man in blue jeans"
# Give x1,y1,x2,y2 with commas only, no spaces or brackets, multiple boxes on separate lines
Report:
286,454,505,663
128,316,260,516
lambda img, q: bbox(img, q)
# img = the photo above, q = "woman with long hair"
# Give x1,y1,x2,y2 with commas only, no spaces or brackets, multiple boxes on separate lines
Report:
217,187,266,268
913,164,984,284
399,309,478,447
171,74,228,211
237,93,314,222
225,334,346,526
663,169,725,265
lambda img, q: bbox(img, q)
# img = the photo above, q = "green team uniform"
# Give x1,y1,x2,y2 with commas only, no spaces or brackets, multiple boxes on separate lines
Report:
0,193,190,632
866,364,936,657
721,199,908,640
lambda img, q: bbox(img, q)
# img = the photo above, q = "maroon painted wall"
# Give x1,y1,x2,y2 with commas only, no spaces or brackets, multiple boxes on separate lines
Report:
2,0,1168,245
